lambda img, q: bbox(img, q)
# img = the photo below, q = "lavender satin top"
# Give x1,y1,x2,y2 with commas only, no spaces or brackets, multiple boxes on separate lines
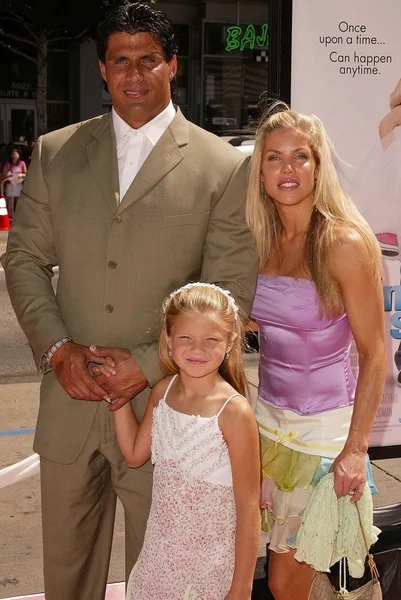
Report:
251,275,356,416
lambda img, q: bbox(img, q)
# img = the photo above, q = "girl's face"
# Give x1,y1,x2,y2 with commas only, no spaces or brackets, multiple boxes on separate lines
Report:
11,149,20,163
261,128,317,209
166,312,233,379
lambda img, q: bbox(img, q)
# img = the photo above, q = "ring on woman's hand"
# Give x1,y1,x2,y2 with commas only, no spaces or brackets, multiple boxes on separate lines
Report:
349,489,357,496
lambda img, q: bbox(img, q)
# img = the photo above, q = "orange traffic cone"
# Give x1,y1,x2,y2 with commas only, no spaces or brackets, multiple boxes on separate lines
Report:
0,195,10,231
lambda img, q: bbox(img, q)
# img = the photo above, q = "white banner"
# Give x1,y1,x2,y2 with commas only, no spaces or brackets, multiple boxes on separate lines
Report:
292,0,401,447
0,454,40,489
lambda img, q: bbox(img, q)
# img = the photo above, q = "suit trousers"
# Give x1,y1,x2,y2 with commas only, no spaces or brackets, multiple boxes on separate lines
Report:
40,400,153,600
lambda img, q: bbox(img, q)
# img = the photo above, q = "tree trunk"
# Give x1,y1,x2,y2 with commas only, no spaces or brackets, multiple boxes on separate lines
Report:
36,33,48,137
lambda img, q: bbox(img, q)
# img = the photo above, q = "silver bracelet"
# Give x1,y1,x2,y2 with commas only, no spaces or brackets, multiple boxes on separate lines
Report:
44,337,71,367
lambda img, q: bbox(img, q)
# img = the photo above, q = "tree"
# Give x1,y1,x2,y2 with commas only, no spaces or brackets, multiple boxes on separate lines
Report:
0,0,125,136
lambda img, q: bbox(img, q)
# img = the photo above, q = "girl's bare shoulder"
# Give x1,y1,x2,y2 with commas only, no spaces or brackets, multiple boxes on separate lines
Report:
149,375,176,407
216,382,254,422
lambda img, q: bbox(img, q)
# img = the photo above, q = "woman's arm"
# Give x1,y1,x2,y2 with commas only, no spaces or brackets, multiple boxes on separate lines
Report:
379,105,401,148
220,397,261,599
330,229,386,502
379,78,401,148
390,78,401,110
113,377,170,468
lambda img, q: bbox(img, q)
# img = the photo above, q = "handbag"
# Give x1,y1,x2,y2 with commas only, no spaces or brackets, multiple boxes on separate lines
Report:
309,502,382,600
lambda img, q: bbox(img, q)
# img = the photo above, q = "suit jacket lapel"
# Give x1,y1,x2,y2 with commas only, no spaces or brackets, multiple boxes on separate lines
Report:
86,113,120,213
117,108,189,214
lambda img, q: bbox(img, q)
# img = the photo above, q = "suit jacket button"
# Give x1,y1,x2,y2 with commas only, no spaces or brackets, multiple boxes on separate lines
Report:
114,216,122,223
108,261,117,269
105,304,114,313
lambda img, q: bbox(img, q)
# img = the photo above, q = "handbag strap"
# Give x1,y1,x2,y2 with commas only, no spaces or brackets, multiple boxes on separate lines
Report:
354,502,380,584
339,557,348,595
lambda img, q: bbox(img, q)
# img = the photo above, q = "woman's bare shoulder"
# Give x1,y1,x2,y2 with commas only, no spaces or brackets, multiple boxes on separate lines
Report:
330,226,371,265
328,225,379,287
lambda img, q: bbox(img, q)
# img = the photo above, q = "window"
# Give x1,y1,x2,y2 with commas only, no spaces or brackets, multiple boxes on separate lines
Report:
202,23,268,134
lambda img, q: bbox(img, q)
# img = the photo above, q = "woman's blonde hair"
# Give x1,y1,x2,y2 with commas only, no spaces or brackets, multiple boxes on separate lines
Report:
159,283,248,396
246,104,382,316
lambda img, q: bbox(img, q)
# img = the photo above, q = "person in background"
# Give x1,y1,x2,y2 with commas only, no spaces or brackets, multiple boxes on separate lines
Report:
22,139,36,169
1,146,27,219
246,106,386,600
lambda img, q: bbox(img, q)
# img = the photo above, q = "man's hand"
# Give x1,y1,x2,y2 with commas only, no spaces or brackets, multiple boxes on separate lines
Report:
90,345,148,411
51,341,112,401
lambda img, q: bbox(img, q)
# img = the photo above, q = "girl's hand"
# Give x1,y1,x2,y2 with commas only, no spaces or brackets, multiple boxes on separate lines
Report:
92,356,116,378
329,450,367,503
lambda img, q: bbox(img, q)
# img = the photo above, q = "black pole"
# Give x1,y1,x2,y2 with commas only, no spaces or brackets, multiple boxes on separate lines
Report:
267,0,293,105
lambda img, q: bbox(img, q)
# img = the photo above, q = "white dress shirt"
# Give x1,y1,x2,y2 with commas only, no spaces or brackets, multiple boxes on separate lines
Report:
112,101,176,201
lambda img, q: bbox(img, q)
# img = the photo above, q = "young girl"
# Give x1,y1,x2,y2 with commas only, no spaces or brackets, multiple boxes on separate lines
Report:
107,283,260,600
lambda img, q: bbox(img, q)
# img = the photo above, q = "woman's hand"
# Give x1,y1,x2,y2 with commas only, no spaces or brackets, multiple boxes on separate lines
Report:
389,78,401,110
330,449,367,503
379,79,401,148
379,105,401,142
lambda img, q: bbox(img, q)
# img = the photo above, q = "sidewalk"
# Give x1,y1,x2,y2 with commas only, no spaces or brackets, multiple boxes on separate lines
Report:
0,381,128,599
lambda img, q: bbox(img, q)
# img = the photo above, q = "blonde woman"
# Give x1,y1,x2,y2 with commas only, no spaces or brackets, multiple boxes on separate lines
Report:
98,283,260,600
246,106,386,600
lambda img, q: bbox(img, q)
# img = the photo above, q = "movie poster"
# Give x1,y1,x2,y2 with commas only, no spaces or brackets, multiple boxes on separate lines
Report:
292,0,401,447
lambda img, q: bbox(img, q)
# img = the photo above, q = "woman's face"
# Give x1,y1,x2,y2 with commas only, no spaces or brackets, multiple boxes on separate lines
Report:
261,128,317,209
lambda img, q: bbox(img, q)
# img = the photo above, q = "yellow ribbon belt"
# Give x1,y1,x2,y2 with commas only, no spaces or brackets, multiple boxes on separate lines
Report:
257,420,341,453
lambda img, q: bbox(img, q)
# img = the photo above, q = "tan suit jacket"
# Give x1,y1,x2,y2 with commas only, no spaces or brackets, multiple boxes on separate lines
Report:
1,108,258,464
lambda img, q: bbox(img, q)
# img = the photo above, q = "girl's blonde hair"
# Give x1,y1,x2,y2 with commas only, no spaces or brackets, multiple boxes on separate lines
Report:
159,283,248,396
246,104,382,316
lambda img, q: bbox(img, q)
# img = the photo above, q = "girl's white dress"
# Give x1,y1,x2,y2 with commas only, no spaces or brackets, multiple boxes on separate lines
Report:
127,374,240,600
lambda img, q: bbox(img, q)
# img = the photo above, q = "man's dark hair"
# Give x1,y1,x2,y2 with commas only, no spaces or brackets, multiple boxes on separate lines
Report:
96,2,179,100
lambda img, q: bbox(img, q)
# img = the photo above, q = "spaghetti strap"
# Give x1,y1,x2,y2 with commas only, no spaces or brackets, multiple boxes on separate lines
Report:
163,374,178,401
216,393,245,418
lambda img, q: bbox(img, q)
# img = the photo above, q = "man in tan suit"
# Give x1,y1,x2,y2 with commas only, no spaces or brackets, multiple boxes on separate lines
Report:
1,3,258,599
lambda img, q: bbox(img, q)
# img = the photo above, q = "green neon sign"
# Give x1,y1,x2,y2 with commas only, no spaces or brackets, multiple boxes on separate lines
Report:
225,23,269,52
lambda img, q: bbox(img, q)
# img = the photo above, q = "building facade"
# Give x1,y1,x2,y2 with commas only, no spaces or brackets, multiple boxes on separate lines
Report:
0,0,291,144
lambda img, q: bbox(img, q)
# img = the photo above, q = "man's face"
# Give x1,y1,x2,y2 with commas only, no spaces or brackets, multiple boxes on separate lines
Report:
99,32,177,128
